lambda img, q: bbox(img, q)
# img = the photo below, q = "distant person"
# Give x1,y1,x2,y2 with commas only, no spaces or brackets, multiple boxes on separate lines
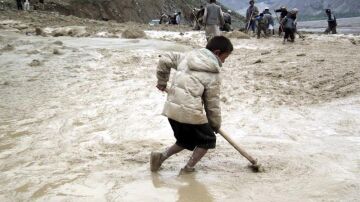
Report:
16,0,23,10
24,0,30,11
175,12,181,25
255,13,268,38
245,0,259,33
281,8,298,43
38,0,44,10
275,6,288,36
221,10,232,32
151,36,233,173
263,7,274,35
324,9,337,34
203,0,224,41
159,13,169,24
192,6,205,30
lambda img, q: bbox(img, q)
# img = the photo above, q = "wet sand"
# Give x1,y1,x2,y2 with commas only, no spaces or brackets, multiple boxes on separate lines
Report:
1,13,360,202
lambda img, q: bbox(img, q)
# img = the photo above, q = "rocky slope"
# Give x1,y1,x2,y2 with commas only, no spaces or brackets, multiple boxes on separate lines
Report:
2,0,245,25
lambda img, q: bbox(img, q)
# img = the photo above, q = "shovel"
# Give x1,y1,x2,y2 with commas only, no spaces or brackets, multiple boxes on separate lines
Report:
218,128,263,172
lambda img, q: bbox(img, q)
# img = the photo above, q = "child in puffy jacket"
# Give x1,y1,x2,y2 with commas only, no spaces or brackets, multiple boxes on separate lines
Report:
151,36,233,173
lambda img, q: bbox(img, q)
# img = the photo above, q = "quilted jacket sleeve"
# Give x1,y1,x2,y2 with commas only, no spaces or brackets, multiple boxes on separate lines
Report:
203,76,221,131
156,53,182,86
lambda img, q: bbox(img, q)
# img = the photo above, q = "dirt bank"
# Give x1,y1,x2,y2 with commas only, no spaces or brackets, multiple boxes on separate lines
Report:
0,11,359,202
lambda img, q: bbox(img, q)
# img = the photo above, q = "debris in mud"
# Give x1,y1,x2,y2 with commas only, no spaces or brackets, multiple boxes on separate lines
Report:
349,38,357,45
296,53,306,57
261,51,271,55
1,81,10,86
51,26,87,37
1,44,15,52
53,40,63,45
53,49,62,55
35,27,45,36
224,31,250,39
122,27,146,39
27,50,40,55
29,59,41,67
14,24,28,30
253,59,263,64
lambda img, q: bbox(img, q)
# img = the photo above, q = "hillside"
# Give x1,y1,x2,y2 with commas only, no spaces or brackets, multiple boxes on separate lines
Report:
220,0,360,20
2,0,245,25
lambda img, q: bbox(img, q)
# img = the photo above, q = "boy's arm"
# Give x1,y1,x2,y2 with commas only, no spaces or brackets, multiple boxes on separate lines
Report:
203,79,221,132
156,52,182,89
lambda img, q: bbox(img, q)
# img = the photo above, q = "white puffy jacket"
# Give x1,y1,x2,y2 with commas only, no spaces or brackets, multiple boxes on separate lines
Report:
156,48,222,131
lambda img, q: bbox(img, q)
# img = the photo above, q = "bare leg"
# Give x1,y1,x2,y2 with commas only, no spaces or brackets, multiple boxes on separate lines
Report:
161,144,184,162
150,144,184,172
186,147,208,168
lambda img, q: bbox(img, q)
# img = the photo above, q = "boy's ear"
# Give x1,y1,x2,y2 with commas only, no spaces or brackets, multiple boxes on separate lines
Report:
213,50,221,56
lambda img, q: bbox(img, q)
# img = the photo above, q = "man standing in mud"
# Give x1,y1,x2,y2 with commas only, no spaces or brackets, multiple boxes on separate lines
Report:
256,13,268,39
203,0,224,41
245,0,259,33
275,6,288,36
324,9,337,34
16,0,23,10
281,8,298,43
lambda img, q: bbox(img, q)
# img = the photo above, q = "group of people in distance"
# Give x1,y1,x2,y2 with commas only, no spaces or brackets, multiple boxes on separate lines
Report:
178,0,338,43
159,12,182,25
245,0,300,43
15,0,45,11
245,0,337,42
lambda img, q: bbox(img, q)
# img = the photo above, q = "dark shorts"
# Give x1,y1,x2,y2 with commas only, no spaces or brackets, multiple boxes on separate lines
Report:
168,119,216,151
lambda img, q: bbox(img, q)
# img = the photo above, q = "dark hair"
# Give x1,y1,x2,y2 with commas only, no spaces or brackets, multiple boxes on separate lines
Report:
210,0,216,3
206,36,233,54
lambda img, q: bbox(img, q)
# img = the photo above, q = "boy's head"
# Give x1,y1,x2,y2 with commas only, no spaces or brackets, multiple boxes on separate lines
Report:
210,0,216,3
206,36,233,63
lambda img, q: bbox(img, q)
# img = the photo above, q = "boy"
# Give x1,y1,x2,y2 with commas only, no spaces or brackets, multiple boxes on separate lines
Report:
151,36,233,173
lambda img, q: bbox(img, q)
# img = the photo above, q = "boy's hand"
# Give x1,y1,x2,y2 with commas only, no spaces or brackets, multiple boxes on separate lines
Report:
212,127,219,134
156,84,167,92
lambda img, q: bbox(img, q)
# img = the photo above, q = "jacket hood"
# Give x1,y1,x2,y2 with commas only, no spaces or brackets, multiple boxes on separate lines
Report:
187,48,222,73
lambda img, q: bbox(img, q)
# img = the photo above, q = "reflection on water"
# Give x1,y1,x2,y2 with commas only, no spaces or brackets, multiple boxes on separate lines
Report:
151,173,213,202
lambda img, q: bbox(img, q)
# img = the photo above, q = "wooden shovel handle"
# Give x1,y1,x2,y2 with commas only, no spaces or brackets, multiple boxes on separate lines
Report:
218,128,257,165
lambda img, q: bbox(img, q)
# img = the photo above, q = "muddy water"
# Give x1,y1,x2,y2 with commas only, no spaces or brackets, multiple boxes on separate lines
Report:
1,30,360,201
0,33,192,201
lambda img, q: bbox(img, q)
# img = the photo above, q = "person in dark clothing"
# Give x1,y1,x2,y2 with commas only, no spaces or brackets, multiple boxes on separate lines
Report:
159,13,169,24
263,7,274,35
281,8,298,43
16,0,23,10
256,13,268,38
275,6,288,36
221,10,232,32
192,6,205,30
324,9,337,34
